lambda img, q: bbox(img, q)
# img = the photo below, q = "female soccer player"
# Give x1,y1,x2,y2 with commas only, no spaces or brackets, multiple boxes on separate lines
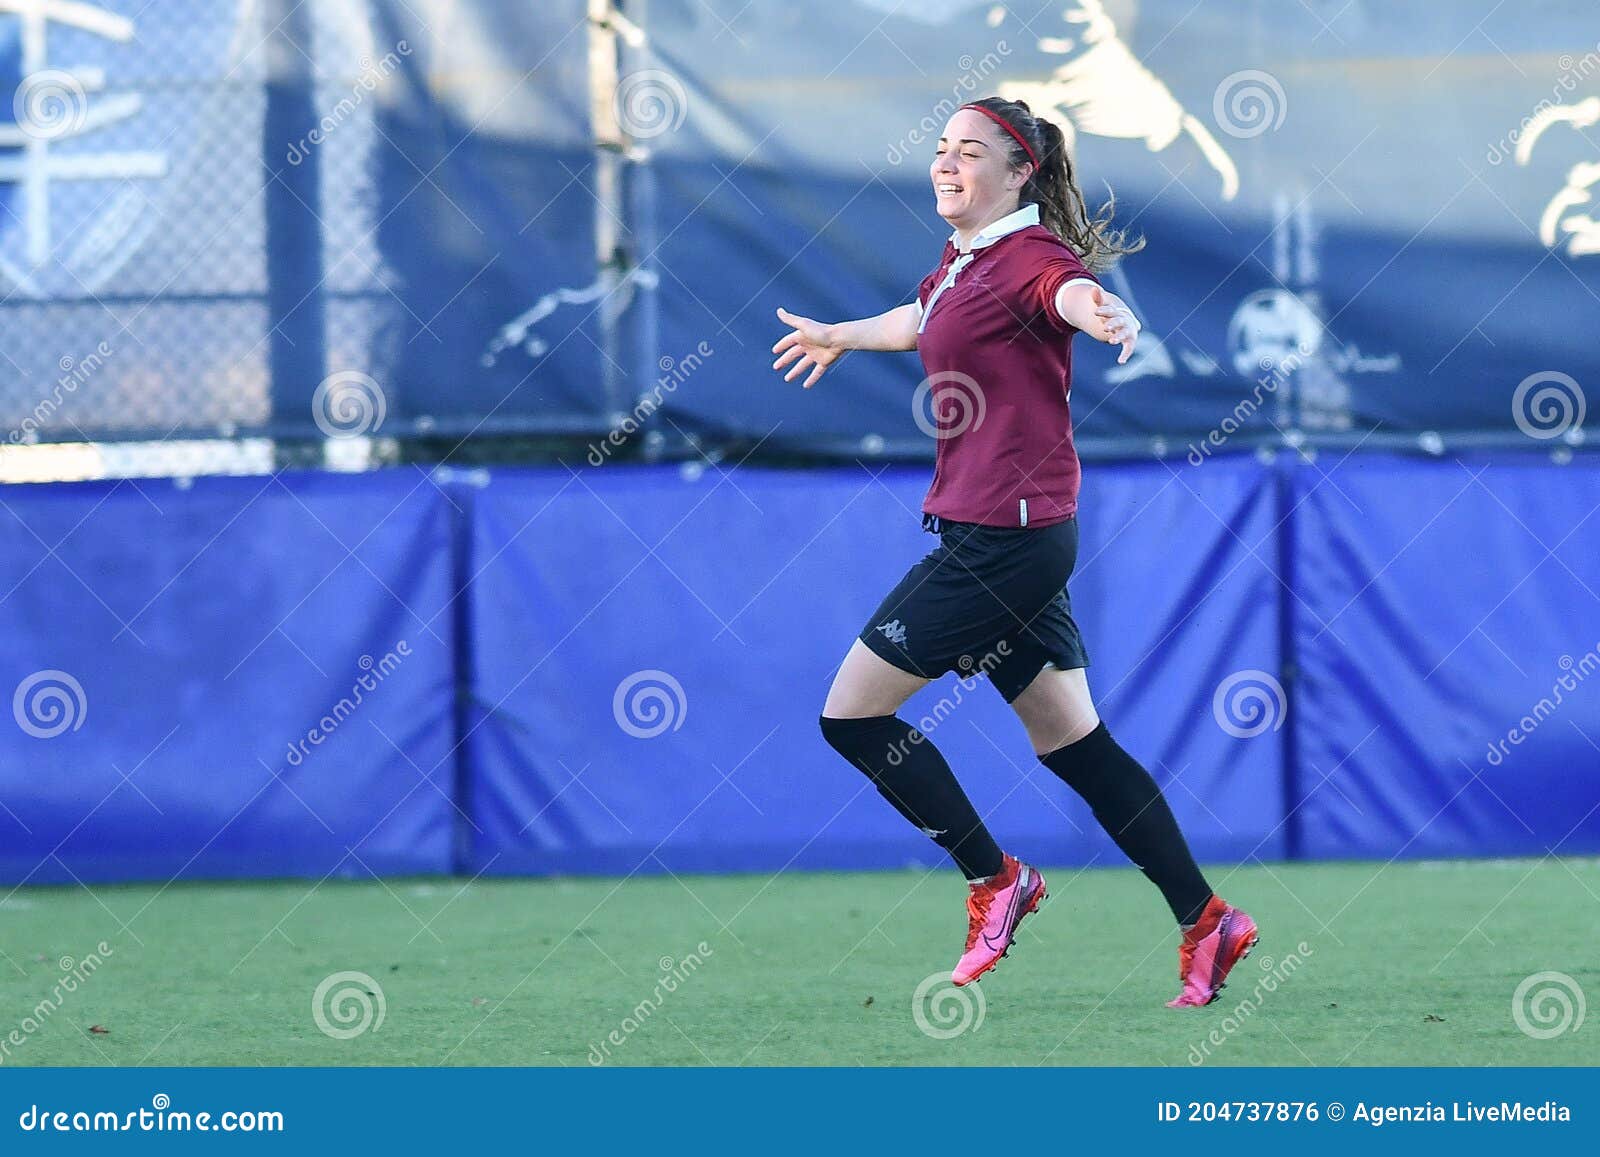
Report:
771,98,1257,1008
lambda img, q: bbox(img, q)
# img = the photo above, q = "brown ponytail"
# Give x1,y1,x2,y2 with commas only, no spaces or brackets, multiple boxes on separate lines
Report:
963,95,1143,273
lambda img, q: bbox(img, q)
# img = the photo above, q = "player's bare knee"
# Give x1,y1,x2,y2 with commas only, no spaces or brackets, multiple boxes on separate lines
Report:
1012,673,1099,755
1024,713,1098,757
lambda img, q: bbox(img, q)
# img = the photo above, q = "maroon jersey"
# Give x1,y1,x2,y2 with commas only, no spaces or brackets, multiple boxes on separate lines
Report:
914,203,1098,528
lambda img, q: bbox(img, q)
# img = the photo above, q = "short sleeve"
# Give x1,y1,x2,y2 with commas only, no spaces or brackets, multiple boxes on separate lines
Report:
1030,243,1099,334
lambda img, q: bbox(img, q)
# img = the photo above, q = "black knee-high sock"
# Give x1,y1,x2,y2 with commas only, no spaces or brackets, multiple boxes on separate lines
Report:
1040,722,1212,925
820,714,1004,880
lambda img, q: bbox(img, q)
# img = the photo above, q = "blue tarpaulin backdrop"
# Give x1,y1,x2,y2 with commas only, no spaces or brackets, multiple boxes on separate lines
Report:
4,1,1598,448
405,0,1600,450
0,472,460,883
1,455,1596,884
457,456,1287,876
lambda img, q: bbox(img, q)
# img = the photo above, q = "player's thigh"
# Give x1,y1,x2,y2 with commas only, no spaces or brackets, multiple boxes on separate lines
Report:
1009,664,1100,755
822,639,930,718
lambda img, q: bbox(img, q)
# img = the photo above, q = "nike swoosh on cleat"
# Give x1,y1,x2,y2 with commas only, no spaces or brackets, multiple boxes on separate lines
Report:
981,867,1030,951
1207,909,1235,994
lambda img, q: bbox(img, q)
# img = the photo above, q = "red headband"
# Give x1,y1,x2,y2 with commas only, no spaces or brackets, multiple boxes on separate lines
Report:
959,103,1039,169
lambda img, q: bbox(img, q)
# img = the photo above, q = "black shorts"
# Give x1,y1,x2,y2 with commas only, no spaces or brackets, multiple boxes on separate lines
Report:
857,513,1090,703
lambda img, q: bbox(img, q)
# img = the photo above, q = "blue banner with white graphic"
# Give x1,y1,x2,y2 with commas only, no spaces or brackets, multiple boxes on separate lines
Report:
3,1,1596,450
551,0,1600,455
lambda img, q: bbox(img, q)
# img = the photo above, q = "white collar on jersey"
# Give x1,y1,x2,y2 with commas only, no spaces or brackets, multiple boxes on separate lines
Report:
950,201,1039,254
917,204,1045,335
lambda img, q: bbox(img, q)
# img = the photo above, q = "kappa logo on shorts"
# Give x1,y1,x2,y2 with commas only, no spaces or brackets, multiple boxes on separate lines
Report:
875,619,908,646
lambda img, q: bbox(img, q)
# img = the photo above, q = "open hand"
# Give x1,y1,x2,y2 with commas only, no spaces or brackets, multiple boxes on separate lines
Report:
771,307,844,388
1086,287,1140,365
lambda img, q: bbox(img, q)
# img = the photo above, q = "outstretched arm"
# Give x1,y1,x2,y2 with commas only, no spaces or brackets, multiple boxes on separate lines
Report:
1055,282,1141,365
771,303,920,388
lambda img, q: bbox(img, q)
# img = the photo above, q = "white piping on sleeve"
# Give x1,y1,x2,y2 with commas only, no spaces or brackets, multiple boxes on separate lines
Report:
1051,277,1102,328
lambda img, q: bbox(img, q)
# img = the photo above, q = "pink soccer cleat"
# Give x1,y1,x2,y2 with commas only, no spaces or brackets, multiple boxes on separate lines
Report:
951,854,1047,986
1166,895,1259,1008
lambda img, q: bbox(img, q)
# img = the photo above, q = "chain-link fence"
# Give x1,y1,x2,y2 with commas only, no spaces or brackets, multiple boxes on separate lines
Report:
0,0,418,482
3,0,1595,486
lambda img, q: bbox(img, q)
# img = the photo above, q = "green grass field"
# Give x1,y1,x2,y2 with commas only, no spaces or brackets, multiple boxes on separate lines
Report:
2,858,1596,1067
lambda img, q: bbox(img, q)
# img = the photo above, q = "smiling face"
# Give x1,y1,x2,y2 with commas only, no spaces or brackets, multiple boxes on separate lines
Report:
931,108,1032,237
